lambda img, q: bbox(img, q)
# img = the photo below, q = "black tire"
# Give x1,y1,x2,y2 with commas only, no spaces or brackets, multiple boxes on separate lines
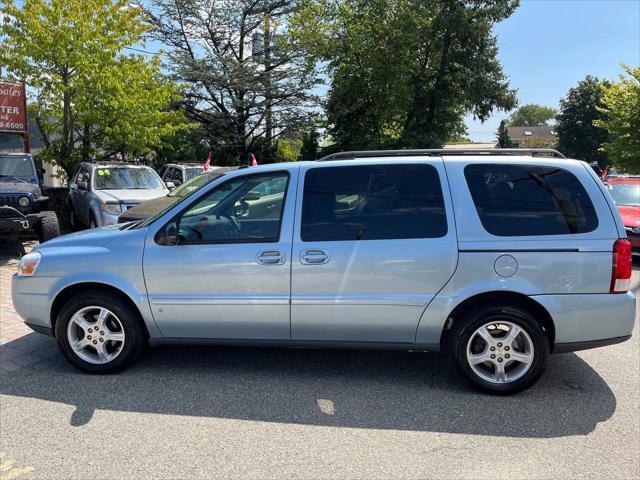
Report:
89,211,97,229
449,304,550,395
54,290,147,373
37,211,60,243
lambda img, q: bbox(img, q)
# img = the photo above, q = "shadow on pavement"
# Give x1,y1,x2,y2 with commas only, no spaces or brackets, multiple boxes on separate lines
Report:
0,334,616,438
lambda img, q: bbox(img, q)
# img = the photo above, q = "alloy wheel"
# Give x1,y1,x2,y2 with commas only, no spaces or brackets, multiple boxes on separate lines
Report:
66,306,125,364
466,320,534,384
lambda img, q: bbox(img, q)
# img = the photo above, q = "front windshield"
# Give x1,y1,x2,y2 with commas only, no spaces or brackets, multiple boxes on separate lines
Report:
93,167,164,190
608,183,640,206
169,172,222,198
0,155,35,178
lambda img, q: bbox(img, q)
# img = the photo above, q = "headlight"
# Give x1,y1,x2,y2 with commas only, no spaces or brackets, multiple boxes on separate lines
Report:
18,196,30,207
100,203,122,215
17,252,42,277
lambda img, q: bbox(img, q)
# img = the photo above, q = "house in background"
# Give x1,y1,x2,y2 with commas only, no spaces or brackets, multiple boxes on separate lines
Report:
506,125,558,148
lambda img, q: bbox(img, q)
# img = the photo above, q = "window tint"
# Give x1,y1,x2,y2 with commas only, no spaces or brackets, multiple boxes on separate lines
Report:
465,164,598,236
179,172,289,243
301,164,447,242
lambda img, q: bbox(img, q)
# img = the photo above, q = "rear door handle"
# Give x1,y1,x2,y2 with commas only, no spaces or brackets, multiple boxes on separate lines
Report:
300,249,330,265
256,250,285,265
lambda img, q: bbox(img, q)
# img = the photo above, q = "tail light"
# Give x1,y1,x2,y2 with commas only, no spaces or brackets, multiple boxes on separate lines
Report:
611,239,632,293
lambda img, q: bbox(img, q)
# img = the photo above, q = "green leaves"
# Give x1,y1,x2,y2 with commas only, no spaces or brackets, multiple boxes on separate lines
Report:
293,0,518,151
595,65,640,173
556,76,610,165
508,104,557,127
0,0,191,177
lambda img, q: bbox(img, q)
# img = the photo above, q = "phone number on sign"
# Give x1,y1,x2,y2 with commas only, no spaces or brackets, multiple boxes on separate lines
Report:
0,121,25,130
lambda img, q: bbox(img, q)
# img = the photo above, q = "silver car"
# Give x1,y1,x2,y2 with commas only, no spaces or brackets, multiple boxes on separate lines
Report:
13,150,636,394
69,162,168,229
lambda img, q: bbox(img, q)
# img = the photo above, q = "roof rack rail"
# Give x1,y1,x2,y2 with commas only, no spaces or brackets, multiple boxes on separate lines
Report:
317,148,566,161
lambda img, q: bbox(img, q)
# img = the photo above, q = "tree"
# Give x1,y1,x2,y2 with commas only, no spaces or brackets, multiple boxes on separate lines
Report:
555,76,610,164
0,0,190,179
290,0,518,150
594,66,640,173
507,103,556,126
300,123,320,160
497,119,511,147
145,0,321,165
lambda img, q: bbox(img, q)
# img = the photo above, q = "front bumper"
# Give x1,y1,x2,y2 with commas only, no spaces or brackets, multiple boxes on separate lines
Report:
11,273,57,332
0,207,42,236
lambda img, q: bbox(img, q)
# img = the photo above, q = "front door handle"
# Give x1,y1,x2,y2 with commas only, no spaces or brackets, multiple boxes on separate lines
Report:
300,249,330,265
256,250,285,265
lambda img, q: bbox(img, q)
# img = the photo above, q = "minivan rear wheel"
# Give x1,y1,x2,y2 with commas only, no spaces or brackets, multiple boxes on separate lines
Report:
450,305,549,394
55,291,146,373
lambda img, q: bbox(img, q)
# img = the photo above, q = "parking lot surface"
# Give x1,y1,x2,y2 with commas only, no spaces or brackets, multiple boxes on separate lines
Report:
1,241,639,479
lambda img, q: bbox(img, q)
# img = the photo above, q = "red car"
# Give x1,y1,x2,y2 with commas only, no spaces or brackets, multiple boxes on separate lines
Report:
605,176,640,255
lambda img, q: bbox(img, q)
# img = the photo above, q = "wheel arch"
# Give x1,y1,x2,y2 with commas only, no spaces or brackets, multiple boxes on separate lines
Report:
50,282,150,338
439,291,556,352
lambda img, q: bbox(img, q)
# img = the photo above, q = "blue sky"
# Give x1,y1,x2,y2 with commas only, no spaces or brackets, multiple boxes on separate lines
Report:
466,0,640,142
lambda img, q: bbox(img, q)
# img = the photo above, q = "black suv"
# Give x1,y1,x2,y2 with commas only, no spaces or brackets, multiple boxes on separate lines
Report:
0,153,60,243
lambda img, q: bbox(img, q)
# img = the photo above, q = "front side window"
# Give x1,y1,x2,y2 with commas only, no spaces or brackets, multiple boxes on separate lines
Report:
93,167,165,190
465,164,598,236
178,172,289,243
301,164,448,242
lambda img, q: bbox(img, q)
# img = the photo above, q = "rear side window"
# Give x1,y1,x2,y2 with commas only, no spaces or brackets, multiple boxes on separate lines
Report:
465,164,598,236
301,164,447,241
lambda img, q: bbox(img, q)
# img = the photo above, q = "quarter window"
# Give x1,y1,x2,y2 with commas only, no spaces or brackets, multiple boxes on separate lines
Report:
464,164,598,236
301,164,448,242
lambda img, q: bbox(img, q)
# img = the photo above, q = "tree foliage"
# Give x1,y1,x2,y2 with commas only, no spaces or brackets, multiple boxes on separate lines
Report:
594,66,640,173
507,103,556,126
555,76,610,164
497,119,511,147
0,0,190,178
145,0,320,165
290,0,518,150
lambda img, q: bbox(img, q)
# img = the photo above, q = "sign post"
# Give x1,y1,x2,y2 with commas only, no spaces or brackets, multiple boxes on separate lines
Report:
0,80,29,153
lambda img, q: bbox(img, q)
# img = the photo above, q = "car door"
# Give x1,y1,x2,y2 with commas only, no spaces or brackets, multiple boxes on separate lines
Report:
69,167,91,225
143,168,297,339
290,160,458,344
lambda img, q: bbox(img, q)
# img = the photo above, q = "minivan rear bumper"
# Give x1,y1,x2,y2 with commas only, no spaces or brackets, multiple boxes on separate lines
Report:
532,291,636,352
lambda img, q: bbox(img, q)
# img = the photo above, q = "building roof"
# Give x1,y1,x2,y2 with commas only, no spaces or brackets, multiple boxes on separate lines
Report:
507,125,557,141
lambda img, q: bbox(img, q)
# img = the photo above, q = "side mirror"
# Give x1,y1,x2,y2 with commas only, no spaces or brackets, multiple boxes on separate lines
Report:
245,190,261,201
165,222,179,245
77,181,88,190
165,181,176,190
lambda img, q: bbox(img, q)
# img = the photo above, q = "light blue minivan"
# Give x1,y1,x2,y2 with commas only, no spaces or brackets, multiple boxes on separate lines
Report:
12,149,636,394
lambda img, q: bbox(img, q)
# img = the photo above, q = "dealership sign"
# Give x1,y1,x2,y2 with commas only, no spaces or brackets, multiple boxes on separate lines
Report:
0,81,28,133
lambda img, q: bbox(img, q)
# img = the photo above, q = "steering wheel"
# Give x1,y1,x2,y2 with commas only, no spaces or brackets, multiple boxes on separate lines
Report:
217,212,242,236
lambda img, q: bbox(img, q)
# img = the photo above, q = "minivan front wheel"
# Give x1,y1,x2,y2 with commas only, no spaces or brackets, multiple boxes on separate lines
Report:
450,305,549,394
55,291,146,373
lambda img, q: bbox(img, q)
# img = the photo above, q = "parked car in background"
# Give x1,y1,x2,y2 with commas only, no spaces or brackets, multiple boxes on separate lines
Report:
604,175,640,255
118,167,236,223
159,163,217,188
13,149,635,394
69,163,168,229
0,153,60,243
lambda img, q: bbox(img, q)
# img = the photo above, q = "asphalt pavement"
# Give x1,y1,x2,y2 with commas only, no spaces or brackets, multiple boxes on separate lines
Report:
0,243,638,479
